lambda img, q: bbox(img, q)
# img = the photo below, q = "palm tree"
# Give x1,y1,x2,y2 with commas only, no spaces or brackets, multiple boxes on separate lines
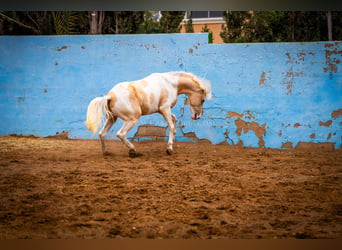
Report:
52,11,87,35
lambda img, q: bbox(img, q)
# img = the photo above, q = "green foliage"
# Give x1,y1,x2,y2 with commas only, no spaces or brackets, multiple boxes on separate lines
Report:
159,11,185,33
185,14,194,33
288,12,328,42
250,11,287,42
138,11,161,33
201,24,210,32
138,11,185,34
220,11,342,43
0,11,48,34
1,11,340,42
0,11,87,35
220,11,252,43
332,12,342,40
52,11,85,35
115,12,145,34
201,24,213,43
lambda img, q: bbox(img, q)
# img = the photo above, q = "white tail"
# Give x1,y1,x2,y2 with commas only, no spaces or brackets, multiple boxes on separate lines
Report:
85,96,111,135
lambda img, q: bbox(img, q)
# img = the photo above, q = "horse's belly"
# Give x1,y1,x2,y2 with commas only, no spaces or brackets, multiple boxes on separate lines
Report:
140,103,159,115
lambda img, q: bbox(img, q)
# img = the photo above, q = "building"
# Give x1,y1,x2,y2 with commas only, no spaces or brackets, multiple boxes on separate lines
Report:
180,11,226,44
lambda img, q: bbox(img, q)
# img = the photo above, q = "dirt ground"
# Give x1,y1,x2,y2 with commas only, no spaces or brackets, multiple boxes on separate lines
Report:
0,135,341,239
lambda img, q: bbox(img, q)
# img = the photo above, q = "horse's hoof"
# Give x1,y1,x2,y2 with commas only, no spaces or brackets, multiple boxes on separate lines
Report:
129,149,141,158
129,150,136,157
103,151,113,156
166,148,173,155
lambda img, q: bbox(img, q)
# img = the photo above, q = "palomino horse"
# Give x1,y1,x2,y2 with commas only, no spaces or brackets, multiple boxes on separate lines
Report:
85,71,212,157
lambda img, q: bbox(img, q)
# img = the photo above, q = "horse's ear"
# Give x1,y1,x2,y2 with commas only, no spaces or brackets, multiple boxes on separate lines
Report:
184,97,190,105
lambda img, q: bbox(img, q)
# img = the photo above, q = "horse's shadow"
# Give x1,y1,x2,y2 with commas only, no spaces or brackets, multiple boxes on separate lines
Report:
103,151,144,158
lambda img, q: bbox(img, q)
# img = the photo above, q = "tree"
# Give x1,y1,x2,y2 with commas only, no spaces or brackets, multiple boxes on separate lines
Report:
102,11,145,34
249,12,280,42
116,11,144,34
89,11,105,34
138,11,162,34
220,11,252,43
220,11,342,43
185,12,194,33
159,11,185,33
53,11,87,35
0,11,46,34
0,11,88,35
332,11,342,41
221,11,291,43
288,12,327,42
0,11,187,35
138,11,185,34
327,11,332,41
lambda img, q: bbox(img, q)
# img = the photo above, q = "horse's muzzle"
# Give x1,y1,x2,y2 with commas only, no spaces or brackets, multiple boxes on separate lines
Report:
192,113,201,120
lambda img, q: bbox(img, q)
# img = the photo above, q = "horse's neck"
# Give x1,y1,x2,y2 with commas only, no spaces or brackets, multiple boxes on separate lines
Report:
176,72,197,96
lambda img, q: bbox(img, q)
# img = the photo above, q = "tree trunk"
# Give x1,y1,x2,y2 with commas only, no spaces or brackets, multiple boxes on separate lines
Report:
0,17,3,35
89,11,97,34
0,12,40,34
326,11,332,41
290,11,295,42
98,11,105,33
114,11,120,34
89,11,104,34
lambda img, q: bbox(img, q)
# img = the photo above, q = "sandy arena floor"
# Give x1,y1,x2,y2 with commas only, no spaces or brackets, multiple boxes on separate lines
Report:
0,136,341,239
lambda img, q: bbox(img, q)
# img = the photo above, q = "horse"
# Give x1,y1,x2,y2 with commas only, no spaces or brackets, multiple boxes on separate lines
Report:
85,71,212,157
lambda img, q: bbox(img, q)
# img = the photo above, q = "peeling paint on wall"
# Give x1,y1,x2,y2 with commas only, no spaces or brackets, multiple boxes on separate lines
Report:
324,42,342,73
0,35,341,149
259,72,266,85
226,111,266,147
332,109,342,119
56,45,68,51
319,120,333,127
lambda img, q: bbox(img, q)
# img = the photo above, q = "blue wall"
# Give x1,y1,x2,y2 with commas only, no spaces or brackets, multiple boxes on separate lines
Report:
0,34,341,148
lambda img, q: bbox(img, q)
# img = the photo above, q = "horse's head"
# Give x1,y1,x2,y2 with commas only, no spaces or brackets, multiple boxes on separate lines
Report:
177,72,212,120
185,90,206,120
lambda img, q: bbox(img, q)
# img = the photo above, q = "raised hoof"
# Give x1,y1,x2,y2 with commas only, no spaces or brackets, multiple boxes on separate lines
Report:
166,148,173,155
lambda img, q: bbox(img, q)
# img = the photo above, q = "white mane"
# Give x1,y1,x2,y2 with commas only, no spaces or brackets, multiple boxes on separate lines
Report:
192,74,212,100
172,71,212,100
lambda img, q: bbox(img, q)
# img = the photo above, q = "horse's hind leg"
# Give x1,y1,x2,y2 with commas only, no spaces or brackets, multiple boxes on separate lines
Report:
99,116,117,155
116,119,138,157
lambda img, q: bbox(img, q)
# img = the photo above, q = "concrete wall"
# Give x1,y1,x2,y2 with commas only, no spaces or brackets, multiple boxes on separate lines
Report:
0,34,341,149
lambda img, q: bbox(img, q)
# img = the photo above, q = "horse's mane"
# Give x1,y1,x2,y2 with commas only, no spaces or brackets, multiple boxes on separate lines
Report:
192,73,212,100
172,71,212,100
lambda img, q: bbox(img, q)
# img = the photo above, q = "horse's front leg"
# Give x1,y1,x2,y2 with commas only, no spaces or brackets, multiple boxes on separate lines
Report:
171,113,177,136
160,108,176,155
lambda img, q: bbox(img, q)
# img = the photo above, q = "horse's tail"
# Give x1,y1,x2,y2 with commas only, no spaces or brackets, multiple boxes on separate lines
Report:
85,95,111,135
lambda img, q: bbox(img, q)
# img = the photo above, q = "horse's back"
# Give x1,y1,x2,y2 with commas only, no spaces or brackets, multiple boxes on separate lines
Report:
107,73,179,118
